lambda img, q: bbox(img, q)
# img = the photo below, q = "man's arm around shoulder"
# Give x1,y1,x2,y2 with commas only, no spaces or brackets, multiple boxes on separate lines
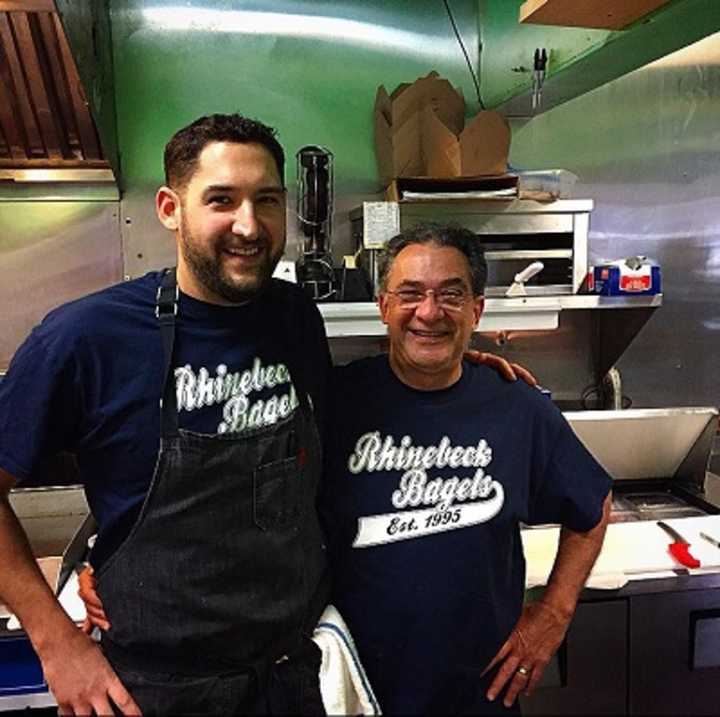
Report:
0,468,141,715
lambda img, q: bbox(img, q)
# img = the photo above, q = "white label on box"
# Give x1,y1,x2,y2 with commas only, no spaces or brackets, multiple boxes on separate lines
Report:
363,202,400,249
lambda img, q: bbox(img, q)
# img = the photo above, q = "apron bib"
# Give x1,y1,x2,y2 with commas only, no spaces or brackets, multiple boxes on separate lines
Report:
97,269,329,684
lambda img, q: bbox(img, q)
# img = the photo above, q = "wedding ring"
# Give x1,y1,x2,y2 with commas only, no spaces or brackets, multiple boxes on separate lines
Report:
516,666,530,676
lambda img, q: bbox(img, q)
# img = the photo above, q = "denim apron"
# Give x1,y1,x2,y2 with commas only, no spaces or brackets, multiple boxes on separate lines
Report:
96,269,329,713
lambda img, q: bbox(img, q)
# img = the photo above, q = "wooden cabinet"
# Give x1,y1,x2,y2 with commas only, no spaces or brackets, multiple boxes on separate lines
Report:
519,0,672,30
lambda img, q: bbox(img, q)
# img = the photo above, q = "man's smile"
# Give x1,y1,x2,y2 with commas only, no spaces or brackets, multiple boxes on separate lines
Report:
407,327,452,341
220,240,267,265
223,245,262,256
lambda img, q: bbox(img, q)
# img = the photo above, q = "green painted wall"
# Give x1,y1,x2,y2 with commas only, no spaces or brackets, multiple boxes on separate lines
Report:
478,0,720,116
55,0,720,191
109,0,481,194
478,0,610,108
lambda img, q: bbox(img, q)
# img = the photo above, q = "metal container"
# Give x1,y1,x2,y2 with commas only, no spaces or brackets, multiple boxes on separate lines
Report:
566,407,720,519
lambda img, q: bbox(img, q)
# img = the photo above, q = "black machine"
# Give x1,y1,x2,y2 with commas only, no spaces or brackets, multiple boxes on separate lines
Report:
296,145,336,301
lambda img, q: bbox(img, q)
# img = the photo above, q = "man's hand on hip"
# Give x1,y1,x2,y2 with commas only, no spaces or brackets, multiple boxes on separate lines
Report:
485,497,610,708
482,599,569,708
40,626,141,716
78,566,111,633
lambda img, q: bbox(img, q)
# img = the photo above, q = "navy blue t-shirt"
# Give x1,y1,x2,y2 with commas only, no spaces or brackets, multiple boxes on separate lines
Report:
0,272,330,567
322,355,611,714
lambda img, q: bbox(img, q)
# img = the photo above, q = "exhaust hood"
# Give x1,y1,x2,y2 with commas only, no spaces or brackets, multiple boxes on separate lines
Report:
0,0,112,181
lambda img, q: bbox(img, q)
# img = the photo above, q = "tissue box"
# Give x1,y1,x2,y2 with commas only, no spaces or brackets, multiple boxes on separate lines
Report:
589,258,661,296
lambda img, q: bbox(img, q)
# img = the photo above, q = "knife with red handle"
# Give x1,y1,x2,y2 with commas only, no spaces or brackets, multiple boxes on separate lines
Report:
657,521,701,568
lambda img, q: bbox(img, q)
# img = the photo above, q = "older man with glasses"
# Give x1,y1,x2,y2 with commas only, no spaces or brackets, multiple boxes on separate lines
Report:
74,213,610,714
322,222,612,715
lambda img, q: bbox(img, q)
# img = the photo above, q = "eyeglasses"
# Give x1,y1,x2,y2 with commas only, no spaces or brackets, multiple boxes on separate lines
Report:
385,287,470,311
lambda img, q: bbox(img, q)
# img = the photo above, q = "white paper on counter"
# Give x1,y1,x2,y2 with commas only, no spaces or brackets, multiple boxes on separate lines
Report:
523,514,720,590
58,571,87,623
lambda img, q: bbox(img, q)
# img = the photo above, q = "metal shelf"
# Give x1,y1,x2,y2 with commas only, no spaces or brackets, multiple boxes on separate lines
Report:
320,294,663,338
485,249,573,260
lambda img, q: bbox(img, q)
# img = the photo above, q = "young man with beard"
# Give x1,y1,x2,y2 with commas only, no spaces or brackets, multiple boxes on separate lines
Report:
0,114,331,715
322,224,612,714
0,116,525,715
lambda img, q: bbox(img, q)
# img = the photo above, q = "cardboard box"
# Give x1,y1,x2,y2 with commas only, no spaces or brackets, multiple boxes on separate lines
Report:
0,487,93,621
374,72,511,187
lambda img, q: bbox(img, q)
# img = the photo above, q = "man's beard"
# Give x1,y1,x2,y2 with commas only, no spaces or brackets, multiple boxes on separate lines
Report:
179,220,282,304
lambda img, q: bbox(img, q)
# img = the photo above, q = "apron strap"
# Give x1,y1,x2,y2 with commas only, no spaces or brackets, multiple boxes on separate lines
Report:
156,268,180,438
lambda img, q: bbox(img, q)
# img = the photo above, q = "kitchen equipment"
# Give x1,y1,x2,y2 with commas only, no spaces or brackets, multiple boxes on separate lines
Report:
349,198,592,298
524,407,720,584
505,261,544,297
657,520,701,568
532,47,547,111
296,145,336,301
700,530,720,548
566,407,717,489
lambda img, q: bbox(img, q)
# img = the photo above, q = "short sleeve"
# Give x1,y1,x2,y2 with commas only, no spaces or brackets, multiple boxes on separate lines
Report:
527,412,612,532
0,320,82,483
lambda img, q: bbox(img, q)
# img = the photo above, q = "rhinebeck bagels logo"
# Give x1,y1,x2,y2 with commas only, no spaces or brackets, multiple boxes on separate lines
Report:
347,432,504,547
174,358,298,433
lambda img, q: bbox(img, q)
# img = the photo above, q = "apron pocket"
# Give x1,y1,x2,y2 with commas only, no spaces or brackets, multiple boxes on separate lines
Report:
254,455,301,531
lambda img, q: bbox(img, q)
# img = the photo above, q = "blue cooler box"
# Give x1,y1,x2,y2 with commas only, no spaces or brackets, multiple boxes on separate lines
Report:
0,635,46,697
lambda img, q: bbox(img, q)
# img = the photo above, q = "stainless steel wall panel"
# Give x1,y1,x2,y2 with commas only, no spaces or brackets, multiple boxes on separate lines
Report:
329,309,596,406
0,201,122,369
474,310,595,406
510,32,720,408
400,205,574,235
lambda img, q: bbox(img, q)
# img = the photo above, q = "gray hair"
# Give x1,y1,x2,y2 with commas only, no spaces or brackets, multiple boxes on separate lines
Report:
377,222,487,295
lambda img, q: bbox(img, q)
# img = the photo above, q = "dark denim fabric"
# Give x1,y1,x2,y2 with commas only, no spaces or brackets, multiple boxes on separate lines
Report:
112,639,324,716
96,269,329,714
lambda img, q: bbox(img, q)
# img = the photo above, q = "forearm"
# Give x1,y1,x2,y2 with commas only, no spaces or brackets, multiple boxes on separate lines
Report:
0,493,79,657
540,491,612,619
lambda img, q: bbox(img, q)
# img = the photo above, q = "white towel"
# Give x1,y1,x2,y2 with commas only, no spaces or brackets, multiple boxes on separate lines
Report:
312,605,381,715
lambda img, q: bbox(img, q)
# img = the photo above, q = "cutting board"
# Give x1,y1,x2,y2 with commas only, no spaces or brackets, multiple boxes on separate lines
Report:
522,515,720,589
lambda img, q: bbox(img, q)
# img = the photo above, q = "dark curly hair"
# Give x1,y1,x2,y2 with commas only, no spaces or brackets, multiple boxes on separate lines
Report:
163,113,285,190
378,222,488,295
